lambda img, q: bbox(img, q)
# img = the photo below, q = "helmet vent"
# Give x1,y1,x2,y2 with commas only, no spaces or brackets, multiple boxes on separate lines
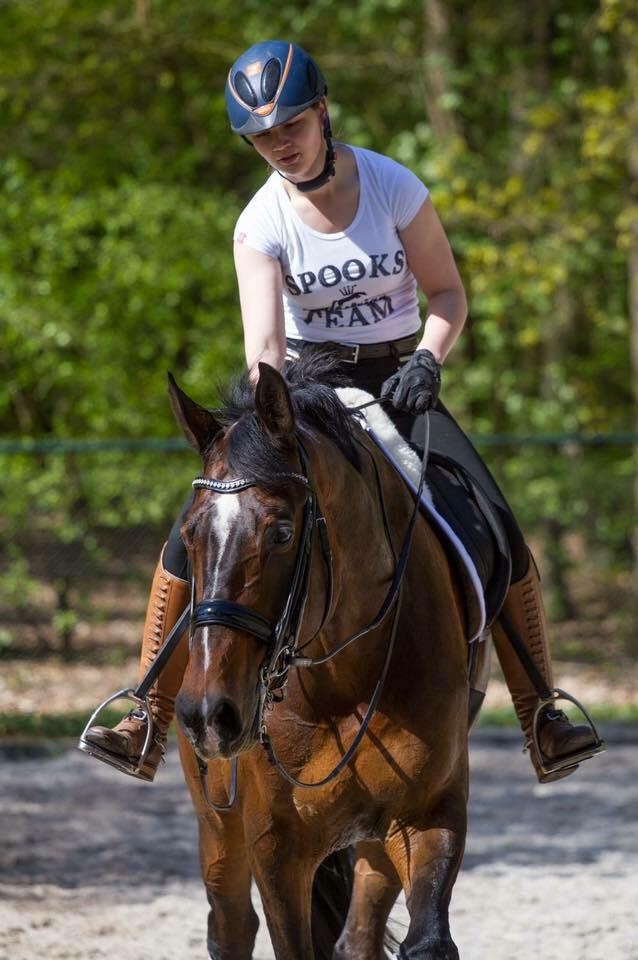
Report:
234,71,258,108
261,58,282,102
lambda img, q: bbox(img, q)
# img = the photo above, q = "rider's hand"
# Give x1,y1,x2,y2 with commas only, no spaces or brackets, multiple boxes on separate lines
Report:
381,349,442,414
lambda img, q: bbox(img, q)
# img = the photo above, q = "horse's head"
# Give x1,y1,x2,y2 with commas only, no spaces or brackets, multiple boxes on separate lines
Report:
169,364,314,761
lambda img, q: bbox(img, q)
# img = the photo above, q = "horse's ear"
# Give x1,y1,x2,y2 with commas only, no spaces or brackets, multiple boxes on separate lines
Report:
167,372,222,454
255,362,295,442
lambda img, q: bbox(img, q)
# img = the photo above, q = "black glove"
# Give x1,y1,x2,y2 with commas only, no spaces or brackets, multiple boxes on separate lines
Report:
381,349,442,414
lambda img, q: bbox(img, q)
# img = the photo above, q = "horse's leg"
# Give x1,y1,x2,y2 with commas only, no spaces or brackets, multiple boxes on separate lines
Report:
250,841,315,960
176,733,258,960
333,840,401,960
384,790,467,960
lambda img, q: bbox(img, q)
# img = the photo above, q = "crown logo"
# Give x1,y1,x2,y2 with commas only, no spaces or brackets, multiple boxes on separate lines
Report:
339,285,356,297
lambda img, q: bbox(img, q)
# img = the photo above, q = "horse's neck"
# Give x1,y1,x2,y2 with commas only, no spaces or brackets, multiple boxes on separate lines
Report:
307,430,413,643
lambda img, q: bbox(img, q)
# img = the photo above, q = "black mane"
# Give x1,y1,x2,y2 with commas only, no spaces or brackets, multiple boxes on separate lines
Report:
216,349,361,488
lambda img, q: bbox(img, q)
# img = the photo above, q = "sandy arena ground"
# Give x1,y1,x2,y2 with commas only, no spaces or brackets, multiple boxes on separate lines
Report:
0,725,635,960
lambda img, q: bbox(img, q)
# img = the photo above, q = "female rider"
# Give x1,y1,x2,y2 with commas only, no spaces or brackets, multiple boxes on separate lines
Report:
83,40,601,785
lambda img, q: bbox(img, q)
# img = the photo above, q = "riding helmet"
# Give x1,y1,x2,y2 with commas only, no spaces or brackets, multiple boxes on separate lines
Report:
225,40,328,137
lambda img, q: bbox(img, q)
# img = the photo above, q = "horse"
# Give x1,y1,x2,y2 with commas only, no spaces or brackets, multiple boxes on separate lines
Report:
169,352,478,960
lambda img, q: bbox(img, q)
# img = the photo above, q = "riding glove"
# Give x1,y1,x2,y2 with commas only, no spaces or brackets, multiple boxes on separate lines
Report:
381,349,442,414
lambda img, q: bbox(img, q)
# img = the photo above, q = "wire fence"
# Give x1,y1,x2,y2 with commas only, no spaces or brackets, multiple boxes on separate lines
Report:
1,435,635,658
1,433,637,453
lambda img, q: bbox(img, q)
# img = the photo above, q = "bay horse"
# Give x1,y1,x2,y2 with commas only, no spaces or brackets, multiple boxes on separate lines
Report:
169,354,473,960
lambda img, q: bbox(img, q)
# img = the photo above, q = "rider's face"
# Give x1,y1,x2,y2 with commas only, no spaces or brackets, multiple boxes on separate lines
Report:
248,103,326,183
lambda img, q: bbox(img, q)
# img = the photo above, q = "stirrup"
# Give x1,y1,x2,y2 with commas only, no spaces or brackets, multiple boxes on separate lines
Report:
77,688,156,781
532,687,606,777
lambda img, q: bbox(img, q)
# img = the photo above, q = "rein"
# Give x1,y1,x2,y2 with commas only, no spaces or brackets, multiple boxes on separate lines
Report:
190,404,430,807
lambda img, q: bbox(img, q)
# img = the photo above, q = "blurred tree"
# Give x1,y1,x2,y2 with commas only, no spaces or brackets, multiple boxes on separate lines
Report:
600,0,638,584
393,0,634,606
0,0,634,650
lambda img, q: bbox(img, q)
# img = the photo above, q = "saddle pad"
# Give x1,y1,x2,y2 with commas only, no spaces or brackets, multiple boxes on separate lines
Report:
337,388,486,642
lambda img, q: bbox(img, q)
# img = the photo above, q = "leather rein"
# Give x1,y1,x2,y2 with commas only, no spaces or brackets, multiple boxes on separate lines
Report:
190,410,430,810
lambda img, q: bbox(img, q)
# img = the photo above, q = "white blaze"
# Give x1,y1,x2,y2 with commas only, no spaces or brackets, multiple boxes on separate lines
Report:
201,494,241,716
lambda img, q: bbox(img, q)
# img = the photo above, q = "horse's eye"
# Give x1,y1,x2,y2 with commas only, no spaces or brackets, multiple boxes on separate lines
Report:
272,523,294,545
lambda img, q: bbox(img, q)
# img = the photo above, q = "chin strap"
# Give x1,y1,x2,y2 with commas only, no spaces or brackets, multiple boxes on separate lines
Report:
281,114,336,194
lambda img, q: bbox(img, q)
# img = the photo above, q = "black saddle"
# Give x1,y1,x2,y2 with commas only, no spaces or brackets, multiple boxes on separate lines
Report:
425,451,512,629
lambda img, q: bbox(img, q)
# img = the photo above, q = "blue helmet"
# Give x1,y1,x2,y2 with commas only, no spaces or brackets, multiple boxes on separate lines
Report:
225,40,327,137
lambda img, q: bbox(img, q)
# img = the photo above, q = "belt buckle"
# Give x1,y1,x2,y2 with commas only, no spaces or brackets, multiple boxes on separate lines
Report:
343,343,360,364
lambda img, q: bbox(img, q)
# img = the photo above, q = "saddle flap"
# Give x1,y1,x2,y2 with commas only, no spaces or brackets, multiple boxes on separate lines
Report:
425,453,512,629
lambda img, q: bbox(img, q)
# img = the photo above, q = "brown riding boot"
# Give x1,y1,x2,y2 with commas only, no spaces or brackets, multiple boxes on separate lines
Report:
82,548,190,782
492,552,603,783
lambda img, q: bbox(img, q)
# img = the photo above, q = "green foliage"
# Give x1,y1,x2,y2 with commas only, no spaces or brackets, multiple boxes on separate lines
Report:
3,705,638,739
0,710,123,739
0,0,635,650
379,1,635,581
476,703,638,727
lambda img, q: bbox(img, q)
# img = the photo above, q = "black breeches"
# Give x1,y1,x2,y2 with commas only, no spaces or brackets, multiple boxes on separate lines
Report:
163,500,192,580
328,354,529,583
409,405,528,581
162,354,529,584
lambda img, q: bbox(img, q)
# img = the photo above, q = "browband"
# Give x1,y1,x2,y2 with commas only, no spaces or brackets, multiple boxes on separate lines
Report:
193,473,309,493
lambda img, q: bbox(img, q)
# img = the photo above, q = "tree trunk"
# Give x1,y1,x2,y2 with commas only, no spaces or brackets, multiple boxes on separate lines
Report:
421,0,459,141
55,577,76,661
629,243,638,581
541,518,577,621
521,1,576,613
623,16,638,582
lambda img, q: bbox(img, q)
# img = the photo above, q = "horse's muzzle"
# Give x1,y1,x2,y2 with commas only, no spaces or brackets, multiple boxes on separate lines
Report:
176,690,255,760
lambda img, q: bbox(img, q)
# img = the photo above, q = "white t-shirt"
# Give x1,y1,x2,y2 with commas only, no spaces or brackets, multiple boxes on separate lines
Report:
233,145,429,344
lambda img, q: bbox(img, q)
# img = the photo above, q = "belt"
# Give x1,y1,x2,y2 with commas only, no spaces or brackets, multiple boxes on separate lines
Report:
286,334,418,364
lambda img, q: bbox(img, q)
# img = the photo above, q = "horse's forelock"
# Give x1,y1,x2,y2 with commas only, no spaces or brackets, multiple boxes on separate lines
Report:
224,415,294,491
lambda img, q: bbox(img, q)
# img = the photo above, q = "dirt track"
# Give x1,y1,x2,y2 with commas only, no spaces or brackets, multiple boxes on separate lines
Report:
0,727,635,960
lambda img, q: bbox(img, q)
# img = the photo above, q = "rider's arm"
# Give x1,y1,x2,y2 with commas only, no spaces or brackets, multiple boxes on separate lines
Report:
399,197,468,365
233,240,287,380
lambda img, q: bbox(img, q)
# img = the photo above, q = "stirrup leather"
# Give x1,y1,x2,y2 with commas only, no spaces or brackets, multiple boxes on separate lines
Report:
77,688,156,781
531,687,606,777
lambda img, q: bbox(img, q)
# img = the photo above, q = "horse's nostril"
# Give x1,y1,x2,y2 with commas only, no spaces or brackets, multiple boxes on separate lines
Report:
208,698,242,741
176,693,243,747
175,694,204,739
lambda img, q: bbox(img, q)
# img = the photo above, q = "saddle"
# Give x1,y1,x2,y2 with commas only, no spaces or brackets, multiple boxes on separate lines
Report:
424,451,512,631
374,435,511,641
336,387,511,641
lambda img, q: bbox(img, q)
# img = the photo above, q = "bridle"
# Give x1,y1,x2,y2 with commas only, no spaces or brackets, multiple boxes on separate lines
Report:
191,441,333,735
189,439,331,808
190,414,429,810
